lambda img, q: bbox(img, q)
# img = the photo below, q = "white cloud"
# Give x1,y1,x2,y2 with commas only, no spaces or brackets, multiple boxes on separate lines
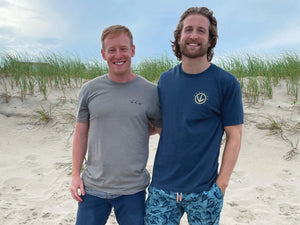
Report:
0,0,67,39
261,25,300,49
0,0,299,60
242,21,300,53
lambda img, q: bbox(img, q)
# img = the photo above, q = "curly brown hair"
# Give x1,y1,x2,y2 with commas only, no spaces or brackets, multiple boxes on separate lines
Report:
171,7,218,62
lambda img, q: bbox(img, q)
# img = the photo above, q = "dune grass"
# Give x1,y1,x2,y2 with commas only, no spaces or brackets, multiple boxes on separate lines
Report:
33,104,54,124
133,54,176,82
219,53,300,103
0,51,299,103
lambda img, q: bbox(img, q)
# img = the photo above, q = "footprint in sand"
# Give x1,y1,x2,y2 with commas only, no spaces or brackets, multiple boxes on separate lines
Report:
20,154,39,167
255,186,276,204
279,203,300,222
278,169,296,182
231,170,246,183
227,201,239,207
235,208,256,223
273,183,285,192
2,177,28,192
226,201,256,223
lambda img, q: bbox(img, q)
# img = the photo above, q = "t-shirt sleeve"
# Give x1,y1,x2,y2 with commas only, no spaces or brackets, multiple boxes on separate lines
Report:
221,76,244,126
76,85,90,123
148,85,162,128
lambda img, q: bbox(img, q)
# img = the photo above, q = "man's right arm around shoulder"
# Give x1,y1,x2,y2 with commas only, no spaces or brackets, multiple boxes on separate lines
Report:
70,121,89,202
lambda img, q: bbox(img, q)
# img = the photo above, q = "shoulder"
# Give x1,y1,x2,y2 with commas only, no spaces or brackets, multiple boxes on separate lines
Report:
83,74,108,88
210,65,242,100
159,64,180,82
79,74,108,95
135,75,157,89
134,76,159,102
211,64,240,85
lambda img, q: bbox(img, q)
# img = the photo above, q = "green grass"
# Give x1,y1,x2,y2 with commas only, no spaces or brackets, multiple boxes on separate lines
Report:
218,52,300,103
0,51,299,104
133,54,177,82
33,104,54,124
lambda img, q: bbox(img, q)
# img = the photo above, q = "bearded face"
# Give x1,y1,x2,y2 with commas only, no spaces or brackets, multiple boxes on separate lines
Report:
179,39,210,59
178,14,211,60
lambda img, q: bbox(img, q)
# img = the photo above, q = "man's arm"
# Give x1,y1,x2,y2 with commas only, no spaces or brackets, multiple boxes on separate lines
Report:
70,121,89,202
216,124,243,196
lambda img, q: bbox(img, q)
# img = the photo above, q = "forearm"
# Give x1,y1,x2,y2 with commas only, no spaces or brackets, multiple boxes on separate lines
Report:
218,138,241,185
217,125,242,192
72,146,87,177
70,122,89,201
72,122,89,177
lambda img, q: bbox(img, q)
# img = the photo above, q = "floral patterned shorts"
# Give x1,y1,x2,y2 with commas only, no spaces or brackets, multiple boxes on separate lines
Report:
145,183,224,225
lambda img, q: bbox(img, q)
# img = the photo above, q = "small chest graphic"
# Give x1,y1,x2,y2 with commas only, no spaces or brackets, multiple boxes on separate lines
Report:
194,92,207,104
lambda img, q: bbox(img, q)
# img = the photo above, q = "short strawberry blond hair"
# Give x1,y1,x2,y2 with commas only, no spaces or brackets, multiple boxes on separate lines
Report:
101,25,133,50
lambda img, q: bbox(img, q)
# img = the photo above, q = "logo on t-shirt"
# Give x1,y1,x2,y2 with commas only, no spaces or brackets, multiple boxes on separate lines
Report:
129,99,142,105
194,92,207,104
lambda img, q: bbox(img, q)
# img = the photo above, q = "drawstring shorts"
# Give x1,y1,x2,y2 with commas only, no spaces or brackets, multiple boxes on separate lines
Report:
145,183,224,225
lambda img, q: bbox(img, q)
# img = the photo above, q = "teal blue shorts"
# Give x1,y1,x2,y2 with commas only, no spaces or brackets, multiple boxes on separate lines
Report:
145,183,224,225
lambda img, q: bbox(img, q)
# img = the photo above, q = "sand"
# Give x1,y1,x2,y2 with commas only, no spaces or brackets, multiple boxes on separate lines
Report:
0,79,299,225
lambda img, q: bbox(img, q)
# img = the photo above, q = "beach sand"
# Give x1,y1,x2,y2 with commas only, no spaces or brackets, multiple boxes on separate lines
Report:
0,79,299,224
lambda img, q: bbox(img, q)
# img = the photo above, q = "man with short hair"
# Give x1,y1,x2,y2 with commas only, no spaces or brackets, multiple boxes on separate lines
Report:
71,25,161,225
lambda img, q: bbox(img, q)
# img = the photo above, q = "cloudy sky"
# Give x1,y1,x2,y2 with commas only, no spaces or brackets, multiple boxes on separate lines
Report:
0,0,299,63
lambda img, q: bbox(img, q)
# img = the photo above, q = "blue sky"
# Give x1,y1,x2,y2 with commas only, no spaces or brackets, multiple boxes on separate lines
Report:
0,0,299,63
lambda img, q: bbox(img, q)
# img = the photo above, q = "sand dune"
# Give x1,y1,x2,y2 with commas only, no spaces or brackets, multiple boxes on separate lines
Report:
0,79,299,224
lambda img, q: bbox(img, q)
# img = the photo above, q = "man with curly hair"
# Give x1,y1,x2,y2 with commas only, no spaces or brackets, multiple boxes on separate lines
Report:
146,7,244,225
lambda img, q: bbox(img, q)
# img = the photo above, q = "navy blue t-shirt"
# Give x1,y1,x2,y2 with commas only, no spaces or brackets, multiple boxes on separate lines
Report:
151,63,244,193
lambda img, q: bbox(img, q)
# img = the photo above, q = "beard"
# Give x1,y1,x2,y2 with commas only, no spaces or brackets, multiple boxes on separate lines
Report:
179,41,209,59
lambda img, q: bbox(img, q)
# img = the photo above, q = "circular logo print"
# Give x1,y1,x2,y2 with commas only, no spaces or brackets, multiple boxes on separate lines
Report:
194,92,207,104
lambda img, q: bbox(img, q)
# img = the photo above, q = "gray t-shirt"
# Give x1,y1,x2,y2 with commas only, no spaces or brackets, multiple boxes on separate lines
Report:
77,74,162,195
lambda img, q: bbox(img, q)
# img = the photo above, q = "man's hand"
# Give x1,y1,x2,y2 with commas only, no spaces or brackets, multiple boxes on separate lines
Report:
70,175,85,202
216,177,227,196
149,122,162,136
